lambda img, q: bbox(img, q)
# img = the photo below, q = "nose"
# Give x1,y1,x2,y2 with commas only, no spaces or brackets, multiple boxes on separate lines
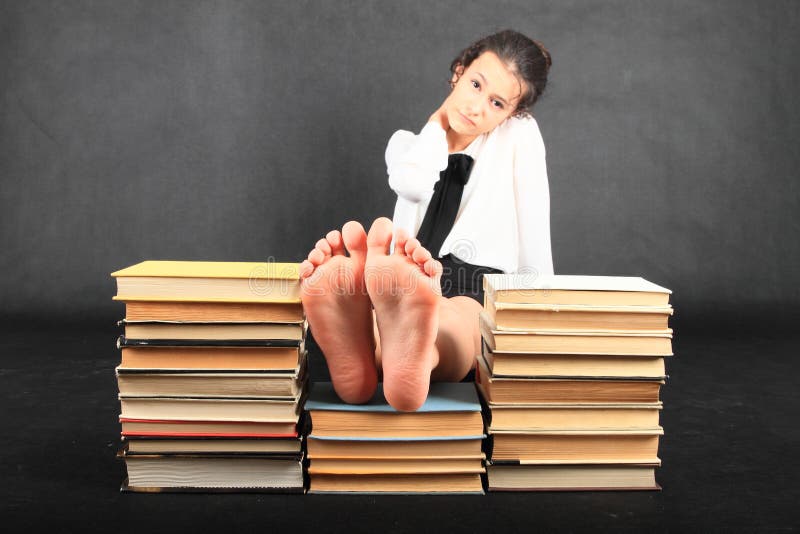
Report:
464,97,482,117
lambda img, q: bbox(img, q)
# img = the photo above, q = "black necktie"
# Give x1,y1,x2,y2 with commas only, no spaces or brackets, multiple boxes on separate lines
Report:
416,153,474,258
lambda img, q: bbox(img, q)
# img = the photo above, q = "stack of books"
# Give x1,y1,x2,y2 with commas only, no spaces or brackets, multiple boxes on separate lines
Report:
305,382,485,494
478,274,673,491
111,261,308,492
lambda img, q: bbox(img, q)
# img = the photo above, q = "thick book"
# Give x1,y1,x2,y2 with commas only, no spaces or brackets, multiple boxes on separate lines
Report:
477,355,662,404
306,382,483,439
489,430,662,463
308,473,484,494
306,436,484,459
116,364,307,398
480,312,673,356
111,260,301,303
482,340,666,378
123,436,302,455
120,320,306,341
484,300,673,331
119,345,305,372
122,300,305,323
483,274,671,307
307,457,485,475
486,463,660,491
119,396,303,423
119,418,297,437
121,454,303,491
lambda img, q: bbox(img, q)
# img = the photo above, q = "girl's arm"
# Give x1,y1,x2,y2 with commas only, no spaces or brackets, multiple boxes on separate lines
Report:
514,119,555,276
385,111,450,203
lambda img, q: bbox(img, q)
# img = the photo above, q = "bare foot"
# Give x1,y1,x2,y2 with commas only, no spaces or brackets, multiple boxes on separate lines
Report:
300,222,377,403
364,217,443,411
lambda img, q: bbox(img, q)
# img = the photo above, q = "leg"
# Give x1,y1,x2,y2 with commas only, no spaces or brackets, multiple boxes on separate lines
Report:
430,295,483,381
300,222,378,404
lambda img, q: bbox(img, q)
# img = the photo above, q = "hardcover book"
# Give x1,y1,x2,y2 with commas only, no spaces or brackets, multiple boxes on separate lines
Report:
112,260,301,303
306,382,483,438
483,274,671,307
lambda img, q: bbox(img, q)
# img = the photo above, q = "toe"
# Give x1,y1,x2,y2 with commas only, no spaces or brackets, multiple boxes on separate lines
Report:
326,230,346,256
393,228,409,255
315,238,332,257
404,238,421,256
342,221,368,261
366,217,393,256
308,248,326,266
423,258,443,279
299,260,314,279
411,244,432,266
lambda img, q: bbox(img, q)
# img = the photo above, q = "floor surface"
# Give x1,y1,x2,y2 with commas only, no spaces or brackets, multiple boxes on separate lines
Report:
0,318,797,532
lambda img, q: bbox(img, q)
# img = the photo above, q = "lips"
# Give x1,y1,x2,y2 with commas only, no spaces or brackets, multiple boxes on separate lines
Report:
458,112,475,127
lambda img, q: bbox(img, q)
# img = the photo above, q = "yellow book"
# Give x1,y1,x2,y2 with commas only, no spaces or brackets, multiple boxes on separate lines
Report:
111,261,301,303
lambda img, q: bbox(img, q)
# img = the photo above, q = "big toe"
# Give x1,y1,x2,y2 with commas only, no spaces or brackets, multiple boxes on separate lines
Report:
342,221,368,262
366,217,394,256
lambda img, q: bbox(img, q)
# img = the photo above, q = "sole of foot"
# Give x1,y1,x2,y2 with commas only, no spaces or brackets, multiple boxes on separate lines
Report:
300,221,377,404
364,217,443,412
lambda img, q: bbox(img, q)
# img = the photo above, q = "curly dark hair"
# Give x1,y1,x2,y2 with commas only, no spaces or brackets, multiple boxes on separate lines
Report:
450,29,552,116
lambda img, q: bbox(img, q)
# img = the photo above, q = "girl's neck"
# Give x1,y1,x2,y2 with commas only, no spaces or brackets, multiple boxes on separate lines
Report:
446,129,478,154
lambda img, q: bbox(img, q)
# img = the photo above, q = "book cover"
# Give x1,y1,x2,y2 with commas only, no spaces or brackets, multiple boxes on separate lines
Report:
112,260,300,279
306,382,481,413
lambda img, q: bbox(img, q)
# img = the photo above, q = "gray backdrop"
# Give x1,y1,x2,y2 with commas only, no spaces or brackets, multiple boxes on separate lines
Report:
2,0,798,326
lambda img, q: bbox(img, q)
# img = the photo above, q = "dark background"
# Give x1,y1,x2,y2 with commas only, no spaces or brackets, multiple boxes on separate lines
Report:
1,1,798,532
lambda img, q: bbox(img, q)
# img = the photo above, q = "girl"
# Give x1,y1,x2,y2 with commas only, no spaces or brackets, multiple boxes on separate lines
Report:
300,30,554,411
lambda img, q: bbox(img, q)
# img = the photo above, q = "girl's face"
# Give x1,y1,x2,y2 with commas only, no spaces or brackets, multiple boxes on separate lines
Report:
445,51,523,136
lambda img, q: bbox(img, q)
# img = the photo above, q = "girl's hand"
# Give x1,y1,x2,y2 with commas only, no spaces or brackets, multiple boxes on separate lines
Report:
428,103,450,132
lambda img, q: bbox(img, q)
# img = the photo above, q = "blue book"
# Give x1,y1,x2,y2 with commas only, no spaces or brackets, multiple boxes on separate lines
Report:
306,382,481,412
305,382,484,440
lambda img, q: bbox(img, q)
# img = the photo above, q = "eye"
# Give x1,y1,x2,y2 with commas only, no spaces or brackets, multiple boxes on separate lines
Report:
471,79,480,89
492,99,504,109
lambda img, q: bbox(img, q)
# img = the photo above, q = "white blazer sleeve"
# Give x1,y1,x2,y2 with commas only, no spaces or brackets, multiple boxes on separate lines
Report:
385,122,449,203
514,120,555,276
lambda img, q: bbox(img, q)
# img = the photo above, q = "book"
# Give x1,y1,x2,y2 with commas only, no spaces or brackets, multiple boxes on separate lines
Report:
119,396,303,423
306,436,484,459
483,274,671,306
482,340,666,378
121,300,304,323
489,431,662,463
486,463,660,491
119,418,297,437
484,301,673,331
121,454,303,491
112,261,301,303
477,355,662,404
116,365,307,398
121,321,306,341
123,437,302,455
306,382,483,439
480,312,673,356
118,336,302,349
308,473,484,494
118,345,304,371
307,457,485,475
483,402,662,432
